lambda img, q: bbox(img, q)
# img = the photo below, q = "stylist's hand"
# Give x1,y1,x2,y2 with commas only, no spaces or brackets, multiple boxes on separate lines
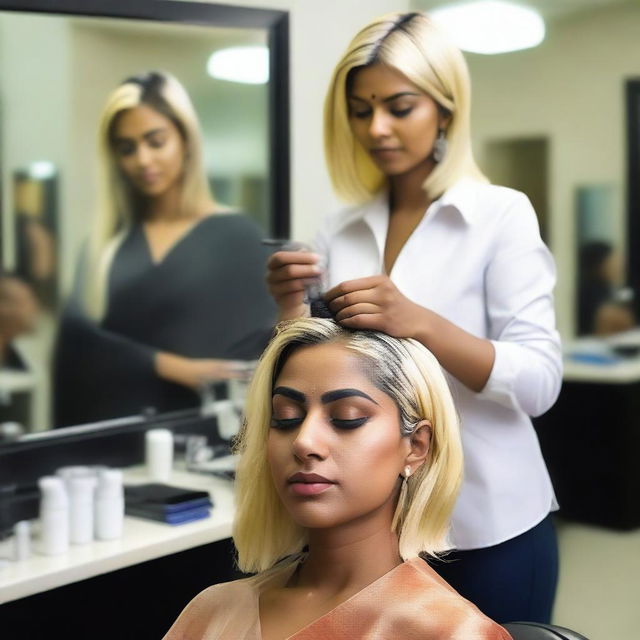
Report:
326,275,425,338
265,250,322,320
156,353,248,390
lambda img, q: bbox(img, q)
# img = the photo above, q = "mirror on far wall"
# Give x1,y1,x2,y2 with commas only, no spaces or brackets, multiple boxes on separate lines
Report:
0,0,289,438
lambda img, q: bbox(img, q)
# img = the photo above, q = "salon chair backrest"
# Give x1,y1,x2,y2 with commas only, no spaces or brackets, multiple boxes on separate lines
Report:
503,622,589,640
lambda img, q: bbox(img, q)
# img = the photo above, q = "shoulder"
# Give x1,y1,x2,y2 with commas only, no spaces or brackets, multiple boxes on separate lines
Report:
202,211,264,234
191,213,268,252
389,560,512,639
163,577,257,639
469,182,536,224
318,194,385,237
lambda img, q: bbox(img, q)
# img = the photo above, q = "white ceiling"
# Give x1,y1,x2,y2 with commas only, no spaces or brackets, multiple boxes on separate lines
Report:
411,0,634,23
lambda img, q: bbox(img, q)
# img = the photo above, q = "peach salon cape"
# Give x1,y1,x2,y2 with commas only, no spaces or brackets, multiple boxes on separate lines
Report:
163,557,512,639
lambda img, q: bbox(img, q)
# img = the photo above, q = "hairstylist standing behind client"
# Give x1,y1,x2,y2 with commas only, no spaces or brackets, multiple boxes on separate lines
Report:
266,12,562,625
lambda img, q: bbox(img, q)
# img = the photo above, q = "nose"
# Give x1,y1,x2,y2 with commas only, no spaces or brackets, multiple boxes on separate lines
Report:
133,143,153,167
368,108,392,139
291,413,328,461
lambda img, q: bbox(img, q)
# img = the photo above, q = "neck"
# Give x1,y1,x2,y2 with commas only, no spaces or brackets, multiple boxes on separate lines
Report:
388,158,434,213
295,505,403,594
144,184,181,222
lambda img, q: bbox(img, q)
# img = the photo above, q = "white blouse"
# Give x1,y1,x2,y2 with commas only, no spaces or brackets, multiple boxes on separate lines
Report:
315,179,562,550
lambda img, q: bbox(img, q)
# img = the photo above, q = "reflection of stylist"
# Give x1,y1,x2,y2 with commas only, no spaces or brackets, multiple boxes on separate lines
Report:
267,13,562,624
53,71,276,427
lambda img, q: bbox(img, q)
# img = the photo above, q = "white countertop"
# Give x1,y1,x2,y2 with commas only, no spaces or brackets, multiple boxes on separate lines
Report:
563,333,640,384
0,467,235,605
563,356,640,383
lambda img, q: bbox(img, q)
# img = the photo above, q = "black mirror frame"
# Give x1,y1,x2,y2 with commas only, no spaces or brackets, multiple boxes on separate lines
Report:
0,0,290,469
0,0,290,237
626,78,640,297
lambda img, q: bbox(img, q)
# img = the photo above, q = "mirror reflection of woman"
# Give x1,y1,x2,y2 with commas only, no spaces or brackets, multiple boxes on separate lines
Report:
53,71,276,426
164,318,511,639
266,13,562,624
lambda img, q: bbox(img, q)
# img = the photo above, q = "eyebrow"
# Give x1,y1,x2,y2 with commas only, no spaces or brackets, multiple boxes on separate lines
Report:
348,91,421,103
272,386,379,406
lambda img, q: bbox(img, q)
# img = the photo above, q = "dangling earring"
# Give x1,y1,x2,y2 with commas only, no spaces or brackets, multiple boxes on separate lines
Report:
392,465,412,531
432,128,448,163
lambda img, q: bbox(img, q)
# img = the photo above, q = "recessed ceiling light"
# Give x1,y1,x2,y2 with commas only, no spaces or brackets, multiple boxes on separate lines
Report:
28,161,57,180
430,0,545,54
207,46,269,84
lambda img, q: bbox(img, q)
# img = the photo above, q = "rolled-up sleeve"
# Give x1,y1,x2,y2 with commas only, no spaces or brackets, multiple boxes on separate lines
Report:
480,192,563,416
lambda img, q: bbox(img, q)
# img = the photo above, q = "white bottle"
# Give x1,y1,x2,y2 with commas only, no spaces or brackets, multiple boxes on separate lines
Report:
68,474,96,544
145,428,174,482
38,476,69,555
95,469,124,541
12,520,31,561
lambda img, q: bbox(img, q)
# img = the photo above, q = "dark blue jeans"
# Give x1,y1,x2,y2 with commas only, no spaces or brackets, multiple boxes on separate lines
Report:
429,514,559,624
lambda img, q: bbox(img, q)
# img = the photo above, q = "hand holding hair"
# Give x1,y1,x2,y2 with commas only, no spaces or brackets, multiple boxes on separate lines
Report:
326,274,494,392
325,274,425,338
265,249,323,320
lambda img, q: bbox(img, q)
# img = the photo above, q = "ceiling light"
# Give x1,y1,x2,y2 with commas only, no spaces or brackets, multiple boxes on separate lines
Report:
430,0,545,54
28,161,57,180
207,46,269,84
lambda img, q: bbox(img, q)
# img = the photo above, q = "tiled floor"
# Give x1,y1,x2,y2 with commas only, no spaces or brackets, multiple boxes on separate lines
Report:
552,516,640,640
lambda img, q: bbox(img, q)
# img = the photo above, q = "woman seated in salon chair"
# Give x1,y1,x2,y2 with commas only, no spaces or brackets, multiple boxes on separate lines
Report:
164,317,511,639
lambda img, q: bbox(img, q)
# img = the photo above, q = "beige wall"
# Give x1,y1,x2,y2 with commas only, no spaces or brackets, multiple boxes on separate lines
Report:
466,3,640,337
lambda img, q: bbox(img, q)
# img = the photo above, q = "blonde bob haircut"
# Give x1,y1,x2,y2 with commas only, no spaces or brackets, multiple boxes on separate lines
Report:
233,318,463,574
324,11,487,204
86,71,216,318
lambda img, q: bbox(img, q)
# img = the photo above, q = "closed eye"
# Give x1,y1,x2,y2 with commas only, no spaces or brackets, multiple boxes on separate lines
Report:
349,108,372,119
147,134,167,148
270,417,303,430
391,107,412,118
114,141,135,156
331,417,369,430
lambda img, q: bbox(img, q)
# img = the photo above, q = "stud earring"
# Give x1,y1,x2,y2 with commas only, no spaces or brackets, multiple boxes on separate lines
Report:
432,128,448,163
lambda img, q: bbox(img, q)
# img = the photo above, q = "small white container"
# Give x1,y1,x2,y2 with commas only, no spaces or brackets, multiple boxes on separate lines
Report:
12,520,31,561
215,399,241,440
56,465,92,484
95,469,124,541
68,474,96,544
145,428,174,482
38,476,69,555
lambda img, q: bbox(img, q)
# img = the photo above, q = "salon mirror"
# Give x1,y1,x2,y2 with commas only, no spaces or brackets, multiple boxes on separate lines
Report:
0,0,288,437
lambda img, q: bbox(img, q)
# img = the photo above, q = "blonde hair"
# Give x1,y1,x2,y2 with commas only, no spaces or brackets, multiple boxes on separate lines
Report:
233,318,463,573
86,71,216,318
324,11,487,204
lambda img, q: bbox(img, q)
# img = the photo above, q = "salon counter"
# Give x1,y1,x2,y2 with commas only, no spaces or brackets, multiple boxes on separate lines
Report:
0,467,236,605
562,355,640,383
534,348,640,531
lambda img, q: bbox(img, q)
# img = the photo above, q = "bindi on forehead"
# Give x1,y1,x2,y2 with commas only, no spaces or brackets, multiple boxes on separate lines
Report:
371,93,376,100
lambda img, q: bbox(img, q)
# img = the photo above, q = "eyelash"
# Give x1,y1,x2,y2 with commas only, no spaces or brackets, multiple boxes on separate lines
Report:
270,417,369,431
350,107,413,119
